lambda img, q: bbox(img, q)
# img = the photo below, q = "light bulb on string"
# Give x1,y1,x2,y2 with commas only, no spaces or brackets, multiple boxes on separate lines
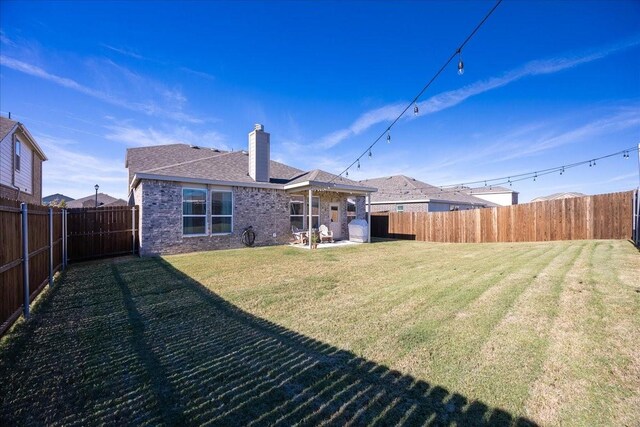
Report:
593,160,596,166
560,167,565,175
414,102,419,116
387,130,391,144
368,149,372,158
346,170,349,178
533,172,537,182
457,49,464,75
357,159,360,170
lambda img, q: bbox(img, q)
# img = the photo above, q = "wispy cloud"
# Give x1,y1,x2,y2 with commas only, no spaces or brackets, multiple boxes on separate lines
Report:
101,44,146,60
37,133,128,199
318,36,640,149
104,124,229,149
0,55,204,123
179,66,216,81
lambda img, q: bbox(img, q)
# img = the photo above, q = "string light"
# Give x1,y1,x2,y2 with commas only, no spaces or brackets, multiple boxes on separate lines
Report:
357,159,361,170
457,49,464,75
368,149,372,158
387,130,391,144
427,145,639,198
327,0,503,184
414,102,419,116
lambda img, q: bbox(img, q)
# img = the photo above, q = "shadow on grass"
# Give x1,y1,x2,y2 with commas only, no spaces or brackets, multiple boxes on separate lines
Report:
1,256,538,426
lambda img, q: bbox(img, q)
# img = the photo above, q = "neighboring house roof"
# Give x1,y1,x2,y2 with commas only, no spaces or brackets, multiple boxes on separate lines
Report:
359,175,497,206
66,193,127,208
127,144,375,193
467,185,519,195
42,193,75,204
0,116,48,161
531,192,587,202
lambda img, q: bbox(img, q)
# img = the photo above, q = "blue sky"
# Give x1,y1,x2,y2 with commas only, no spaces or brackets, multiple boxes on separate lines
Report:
1,0,639,202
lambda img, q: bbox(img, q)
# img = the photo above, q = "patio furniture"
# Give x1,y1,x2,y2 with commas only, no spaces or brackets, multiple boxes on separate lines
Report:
319,224,334,243
292,226,307,244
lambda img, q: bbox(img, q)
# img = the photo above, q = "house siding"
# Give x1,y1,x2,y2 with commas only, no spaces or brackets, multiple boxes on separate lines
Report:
137,179,291,256
0,128,44,205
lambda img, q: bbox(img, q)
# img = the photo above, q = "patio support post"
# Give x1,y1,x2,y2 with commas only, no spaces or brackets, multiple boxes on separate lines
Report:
49,207,54,287
308,189,313,248
21,203,30,319
367,194,371,243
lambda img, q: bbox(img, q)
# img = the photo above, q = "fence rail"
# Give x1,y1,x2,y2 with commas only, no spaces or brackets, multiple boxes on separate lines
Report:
372,190,636,243
1,199,139,336
0,199,63,336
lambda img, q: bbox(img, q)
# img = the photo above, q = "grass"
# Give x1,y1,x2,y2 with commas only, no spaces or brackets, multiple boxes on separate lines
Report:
1,239,638,426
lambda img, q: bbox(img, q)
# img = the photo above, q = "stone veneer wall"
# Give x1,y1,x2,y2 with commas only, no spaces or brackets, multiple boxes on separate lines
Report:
135,179,291,255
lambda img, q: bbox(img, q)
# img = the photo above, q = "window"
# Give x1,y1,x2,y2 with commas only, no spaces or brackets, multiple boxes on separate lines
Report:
290,195,304,230
211,190,233,234
347,199,357,223
15,140,21,171
183,188,207,235
289,195,319,229
396,205,404,213
311,196,319,229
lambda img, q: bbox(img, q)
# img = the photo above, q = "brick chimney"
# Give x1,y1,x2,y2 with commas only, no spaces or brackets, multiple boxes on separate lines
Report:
248,124,270,182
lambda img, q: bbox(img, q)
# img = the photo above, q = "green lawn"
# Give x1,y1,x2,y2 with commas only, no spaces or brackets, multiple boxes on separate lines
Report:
1,240,638,426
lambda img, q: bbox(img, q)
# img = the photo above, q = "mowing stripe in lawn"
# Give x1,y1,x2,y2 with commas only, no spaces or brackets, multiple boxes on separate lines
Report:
463,241,588,414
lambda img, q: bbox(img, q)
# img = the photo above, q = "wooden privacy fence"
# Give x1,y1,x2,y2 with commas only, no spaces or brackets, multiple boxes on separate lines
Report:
0,199,64,336
372,190,636,243
67,206,139,262
1,200,139,336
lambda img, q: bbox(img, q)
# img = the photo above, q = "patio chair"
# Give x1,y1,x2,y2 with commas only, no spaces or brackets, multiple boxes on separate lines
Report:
319,224,334,243
292,226,307,244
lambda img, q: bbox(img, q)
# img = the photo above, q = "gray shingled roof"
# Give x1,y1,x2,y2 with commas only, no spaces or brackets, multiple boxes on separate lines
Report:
360,175,495,206
127,144,371,189
531,192,587,202
0,117,18,141
66,193,127,208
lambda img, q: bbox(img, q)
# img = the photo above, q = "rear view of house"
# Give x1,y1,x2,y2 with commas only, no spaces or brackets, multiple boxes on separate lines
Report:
126,124,376,255
0,116,47,205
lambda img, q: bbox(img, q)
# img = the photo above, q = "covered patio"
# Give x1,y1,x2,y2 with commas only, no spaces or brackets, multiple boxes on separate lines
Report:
283,170,376,249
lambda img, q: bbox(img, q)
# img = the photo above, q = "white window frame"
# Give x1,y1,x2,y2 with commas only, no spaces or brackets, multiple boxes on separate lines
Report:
211,189,233,235
290,195,305,230
347,198,357,223
310,196,319,229
182,187,208,237
396,204,404,213
15,139,21,171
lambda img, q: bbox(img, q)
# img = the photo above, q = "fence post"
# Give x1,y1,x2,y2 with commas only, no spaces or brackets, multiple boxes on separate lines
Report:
21,203,30,319
49,207,54,286
131,206,136,255
63,209,67,268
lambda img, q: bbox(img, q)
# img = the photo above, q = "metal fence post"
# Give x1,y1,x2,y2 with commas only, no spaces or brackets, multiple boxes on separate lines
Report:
49,207,54,286
21,203,30,319
131,206,136,255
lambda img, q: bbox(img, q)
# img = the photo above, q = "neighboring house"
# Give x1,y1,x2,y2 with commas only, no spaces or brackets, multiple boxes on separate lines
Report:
0,116,48,204
531,192,587,202
126,124,376,255
66,193,128,208
359,175,496,213
43,193,75,205
465,185,519,206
